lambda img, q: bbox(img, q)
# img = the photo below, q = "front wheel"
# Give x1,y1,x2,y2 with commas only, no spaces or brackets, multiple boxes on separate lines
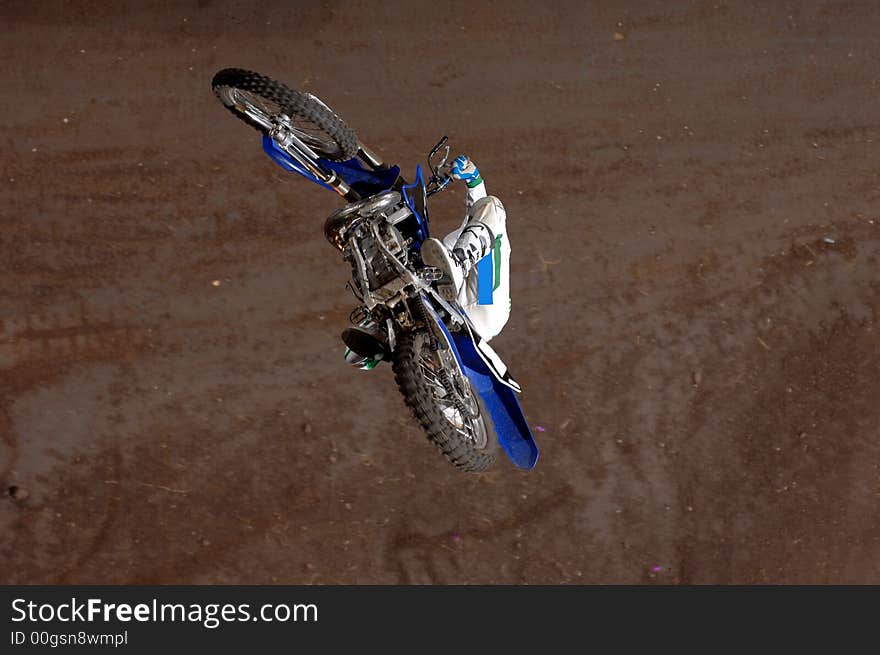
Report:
211,68,359,161
392,330,498,472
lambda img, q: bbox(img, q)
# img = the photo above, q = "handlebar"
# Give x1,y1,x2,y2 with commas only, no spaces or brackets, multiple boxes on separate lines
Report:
426,135,452,197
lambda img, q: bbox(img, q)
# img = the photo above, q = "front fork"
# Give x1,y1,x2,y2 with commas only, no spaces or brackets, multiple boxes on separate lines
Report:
268,123,358,200
266,123,390,202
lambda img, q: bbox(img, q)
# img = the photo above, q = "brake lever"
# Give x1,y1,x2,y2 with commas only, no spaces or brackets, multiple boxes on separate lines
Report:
426,174,452,197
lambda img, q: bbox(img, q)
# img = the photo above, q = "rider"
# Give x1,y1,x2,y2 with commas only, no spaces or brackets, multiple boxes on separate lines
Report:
343,155,512,369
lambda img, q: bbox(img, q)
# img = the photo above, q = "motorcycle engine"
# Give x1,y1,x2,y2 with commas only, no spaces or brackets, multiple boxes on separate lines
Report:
360,233,397,290
346,219,407,294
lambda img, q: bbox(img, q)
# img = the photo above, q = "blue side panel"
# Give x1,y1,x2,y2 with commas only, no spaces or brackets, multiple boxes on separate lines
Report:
319,158,400,198
476,252,494,305
261,135,400,197
451,333,539,469
262,135,335,191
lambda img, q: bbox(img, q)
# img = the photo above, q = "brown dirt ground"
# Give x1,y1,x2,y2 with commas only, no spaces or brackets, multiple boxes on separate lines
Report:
1,0,879,584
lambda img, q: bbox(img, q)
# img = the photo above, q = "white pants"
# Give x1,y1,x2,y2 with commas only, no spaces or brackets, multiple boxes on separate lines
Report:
442,195,511,341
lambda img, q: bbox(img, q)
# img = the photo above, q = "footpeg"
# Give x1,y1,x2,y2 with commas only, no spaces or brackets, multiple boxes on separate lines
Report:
436,281,458,302
420,267,443,282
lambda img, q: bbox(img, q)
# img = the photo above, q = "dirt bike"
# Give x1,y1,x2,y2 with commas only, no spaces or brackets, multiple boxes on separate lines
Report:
211,68,538,472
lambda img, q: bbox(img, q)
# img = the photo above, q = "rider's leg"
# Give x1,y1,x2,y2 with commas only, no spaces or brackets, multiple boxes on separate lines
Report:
422,196,511,341
345,194,511,368
456,196,511,341
421,195,499,301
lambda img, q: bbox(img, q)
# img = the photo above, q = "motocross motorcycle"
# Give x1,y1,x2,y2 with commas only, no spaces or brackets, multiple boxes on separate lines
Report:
211,68,538,472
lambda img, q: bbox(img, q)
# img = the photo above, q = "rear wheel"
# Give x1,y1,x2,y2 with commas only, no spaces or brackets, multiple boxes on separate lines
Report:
211,67,359,161
392,330,498,472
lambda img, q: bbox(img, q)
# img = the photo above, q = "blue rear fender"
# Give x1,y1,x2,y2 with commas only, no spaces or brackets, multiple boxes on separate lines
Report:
420,295,539,470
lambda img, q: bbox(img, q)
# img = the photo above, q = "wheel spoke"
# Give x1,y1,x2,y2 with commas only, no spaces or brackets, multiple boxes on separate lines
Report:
413,332,488,449
223,88,339,155
418,353,447,385
232,90,276,121
418,361,446,392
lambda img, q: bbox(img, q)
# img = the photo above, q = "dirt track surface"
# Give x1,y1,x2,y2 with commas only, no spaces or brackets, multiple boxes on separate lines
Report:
2,1,879,584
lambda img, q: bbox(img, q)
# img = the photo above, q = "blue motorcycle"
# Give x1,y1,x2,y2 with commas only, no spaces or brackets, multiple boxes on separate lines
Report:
212,68,538,472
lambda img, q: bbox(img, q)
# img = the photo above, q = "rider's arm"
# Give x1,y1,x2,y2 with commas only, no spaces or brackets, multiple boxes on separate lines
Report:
451,155,486,209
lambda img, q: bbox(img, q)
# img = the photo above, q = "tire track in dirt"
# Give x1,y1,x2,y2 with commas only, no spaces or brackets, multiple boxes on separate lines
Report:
0,300,157,583
0,402,17,497
552,219,880,584
677,314,880,583
54,443,125,584
672,226,880,583
388,485,576,584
